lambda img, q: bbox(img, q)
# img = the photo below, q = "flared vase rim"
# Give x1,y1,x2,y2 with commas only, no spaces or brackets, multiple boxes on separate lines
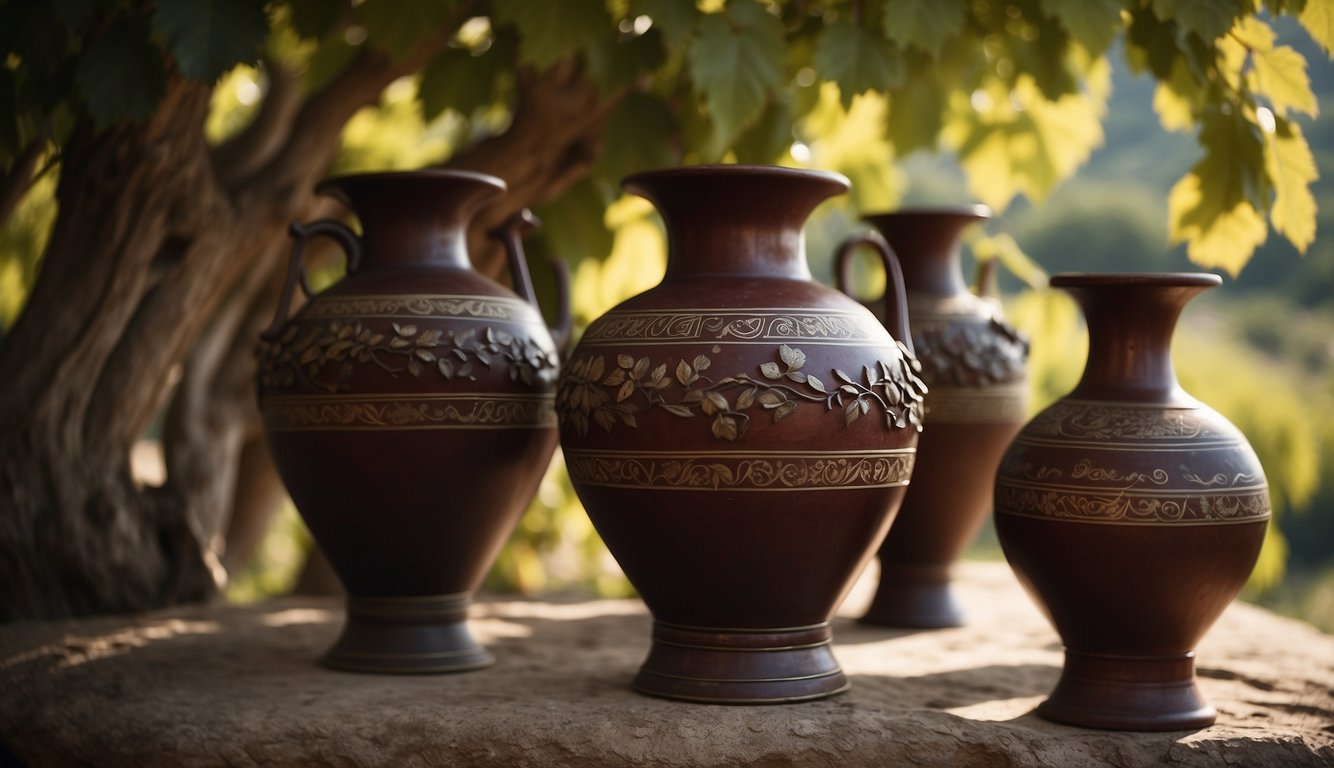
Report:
861,203,992,222
316,168,507,196
1050,272,1223,289
621,164,851,193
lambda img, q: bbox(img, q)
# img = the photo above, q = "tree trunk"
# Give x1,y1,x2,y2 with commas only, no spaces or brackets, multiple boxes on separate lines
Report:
0,39,616,618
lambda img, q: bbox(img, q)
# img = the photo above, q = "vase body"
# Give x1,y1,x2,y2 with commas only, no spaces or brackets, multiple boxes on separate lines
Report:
556,166,926,703
842,206,1028,628
256,171,565,673
994,273,1270,730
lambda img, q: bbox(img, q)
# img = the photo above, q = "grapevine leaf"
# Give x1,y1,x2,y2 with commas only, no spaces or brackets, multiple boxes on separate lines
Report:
533,178,612,274
1152,58,1198,133
886,61,946,154
1039,0,1125,56
76,13,166,127
357,0,453,61
881,0,967,59
597,92,677,182
1300,0,1334,57
629,0,702,48
1250,45,1318,118
153,0,267,82
588,28,666,97
686,0,785,147
287,0,342,40
814,19,904,108
1264,117,1318,253
1151,0,1246,43
418,36,512,120
733,98,796,164
494,0,612,70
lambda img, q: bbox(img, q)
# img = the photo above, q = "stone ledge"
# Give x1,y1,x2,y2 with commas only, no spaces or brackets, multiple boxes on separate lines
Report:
1,562,1330,767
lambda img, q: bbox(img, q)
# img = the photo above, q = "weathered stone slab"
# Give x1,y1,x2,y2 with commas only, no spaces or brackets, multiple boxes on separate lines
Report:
1,562,1330,767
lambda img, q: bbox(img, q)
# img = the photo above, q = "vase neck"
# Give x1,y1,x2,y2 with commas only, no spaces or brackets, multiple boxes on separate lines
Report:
319,171,506,270
623,166,850,280
1055,274,1220,404
865,207,988,296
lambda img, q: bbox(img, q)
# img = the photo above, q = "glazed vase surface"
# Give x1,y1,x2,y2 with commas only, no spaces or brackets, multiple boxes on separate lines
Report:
994,273,1269,730
838,205,1028,628
556,165,926,703
256,170,567,674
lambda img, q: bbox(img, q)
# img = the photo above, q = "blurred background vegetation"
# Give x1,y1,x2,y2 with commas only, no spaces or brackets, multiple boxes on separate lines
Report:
2,3,1330,630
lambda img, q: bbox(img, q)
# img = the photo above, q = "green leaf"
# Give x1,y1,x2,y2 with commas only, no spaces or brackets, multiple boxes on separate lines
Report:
1168,176,1267,275
418,35,514,120
1250,45,1318,118
686,0,785,148
1264,117,1318,253
814,19,904,108
733,98,794,164
1167,109,1271,274
287,0,344,40
1151,0,1245,43
494,0,612,69
1040,0,1125,56
153,0,267,83
356,0,453,61
587,28,667,96
628,0,701,48
886,58,945,154
76,13,166,127
597,92,677,182
881,0,967,59
1152,58,1198,133
1300,0,1334,57
534,179,612,271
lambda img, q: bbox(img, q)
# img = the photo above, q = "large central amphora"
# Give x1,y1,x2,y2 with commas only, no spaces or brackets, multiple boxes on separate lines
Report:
556,165,926,703
256,170,568,674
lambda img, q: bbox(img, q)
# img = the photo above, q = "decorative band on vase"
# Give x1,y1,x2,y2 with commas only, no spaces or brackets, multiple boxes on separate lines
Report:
563,448,915,491
302,294,541,322
1014,401,1243,448
345,592,473,620
577,307,890,346
994,483,1272,526
923,385,1028,424
261,393,557,431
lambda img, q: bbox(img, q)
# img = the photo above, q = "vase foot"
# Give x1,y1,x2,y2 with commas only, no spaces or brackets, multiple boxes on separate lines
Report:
1037,650,1215,731
860,563,963,628
320,593,494,674
632,621,848,704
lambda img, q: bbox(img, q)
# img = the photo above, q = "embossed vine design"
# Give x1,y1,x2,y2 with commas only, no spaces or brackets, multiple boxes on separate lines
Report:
258,320,557,393
913,317,1028,387
557,343,927,440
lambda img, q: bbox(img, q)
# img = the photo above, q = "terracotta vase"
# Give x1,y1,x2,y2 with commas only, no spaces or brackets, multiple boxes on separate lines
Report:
555,165,927,703
256,170,569,674
836,206,1028,628
994,273,1270,730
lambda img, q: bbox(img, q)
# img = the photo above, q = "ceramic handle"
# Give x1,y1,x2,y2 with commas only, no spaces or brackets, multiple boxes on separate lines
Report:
489,209,573,355
834,231,914,357
261,220,362,342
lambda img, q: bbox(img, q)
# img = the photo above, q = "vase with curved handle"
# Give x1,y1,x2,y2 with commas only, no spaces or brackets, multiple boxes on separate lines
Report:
836,205,1029,627
556,165,926,703
256,170,570,673
994,272,1269,730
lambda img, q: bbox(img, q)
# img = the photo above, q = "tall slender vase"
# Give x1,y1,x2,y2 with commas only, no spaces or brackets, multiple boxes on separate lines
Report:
994,273,1270,730
837,206,1028,627
556,165,926,703
256,170,569,673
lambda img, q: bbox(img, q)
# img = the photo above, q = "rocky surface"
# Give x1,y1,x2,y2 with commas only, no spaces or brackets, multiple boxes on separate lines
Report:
1,562,1330,767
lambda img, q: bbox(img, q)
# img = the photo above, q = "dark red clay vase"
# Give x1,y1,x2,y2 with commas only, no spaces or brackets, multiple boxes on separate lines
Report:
837,206,1028,628
995,273,1270,730
556,165,927,704
256,170,570,674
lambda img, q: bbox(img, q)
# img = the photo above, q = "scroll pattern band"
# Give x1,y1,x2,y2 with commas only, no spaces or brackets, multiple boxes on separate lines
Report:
302,294,538,322
564,449,916,491
924,385,1028,424
578,308,888,346
262,393,556,431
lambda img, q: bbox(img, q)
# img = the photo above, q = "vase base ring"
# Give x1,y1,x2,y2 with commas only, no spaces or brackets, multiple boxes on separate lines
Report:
632,621,849,704
319,592,494,675
1038,650,1216,731
860,563,964,628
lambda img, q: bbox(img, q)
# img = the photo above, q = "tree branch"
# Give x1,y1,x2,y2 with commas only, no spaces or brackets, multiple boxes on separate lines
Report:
211,58,303,190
